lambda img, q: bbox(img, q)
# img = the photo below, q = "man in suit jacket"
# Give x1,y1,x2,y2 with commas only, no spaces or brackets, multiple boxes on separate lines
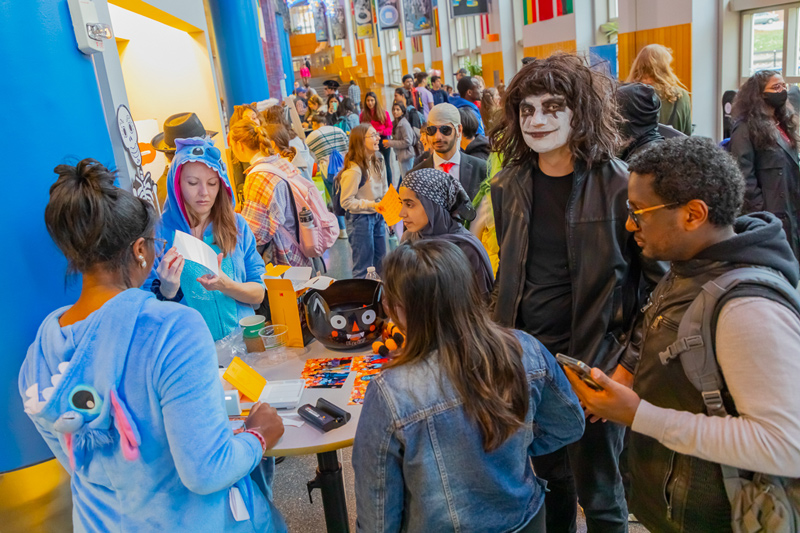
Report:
410,103,486,200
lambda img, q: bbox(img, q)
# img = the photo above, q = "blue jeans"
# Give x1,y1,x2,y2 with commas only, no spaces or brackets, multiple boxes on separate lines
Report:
322,174,346,230
346,212,386,278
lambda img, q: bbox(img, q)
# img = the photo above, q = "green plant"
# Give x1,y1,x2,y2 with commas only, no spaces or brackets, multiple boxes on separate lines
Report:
601,20,618,44
464,57,483,77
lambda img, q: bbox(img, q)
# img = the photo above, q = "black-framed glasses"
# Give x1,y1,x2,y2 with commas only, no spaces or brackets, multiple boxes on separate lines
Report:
626,200,682,229
425,125,454,137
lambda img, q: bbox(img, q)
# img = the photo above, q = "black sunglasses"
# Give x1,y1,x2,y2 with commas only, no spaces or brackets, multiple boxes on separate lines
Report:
425,125,454,136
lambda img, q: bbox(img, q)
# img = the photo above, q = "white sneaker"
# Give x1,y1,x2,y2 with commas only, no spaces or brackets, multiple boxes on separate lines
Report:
338,229,348,239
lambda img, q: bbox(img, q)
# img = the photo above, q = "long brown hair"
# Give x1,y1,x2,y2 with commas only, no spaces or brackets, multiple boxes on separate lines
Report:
337,123,380,183
480,87,501,132
363,91,388,125
732,70,799,150
262,122,298,160
490,53,622,169
382,240,529,452
261,106,298,140
626,44,688,104
182,174,238,256
229,103,259,130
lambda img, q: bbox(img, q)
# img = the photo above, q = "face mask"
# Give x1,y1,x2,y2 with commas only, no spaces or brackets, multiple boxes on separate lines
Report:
519,94,573,154
330,102,338,113
764,90,788,109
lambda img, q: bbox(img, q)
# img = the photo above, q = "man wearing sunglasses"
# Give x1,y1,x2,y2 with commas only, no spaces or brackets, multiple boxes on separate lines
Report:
566,136,800,533
410,103,486,200
491,54,665,533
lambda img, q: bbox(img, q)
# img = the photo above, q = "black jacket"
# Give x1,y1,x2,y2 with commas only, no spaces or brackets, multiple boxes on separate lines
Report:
411,151,487,200
730,120,800,260
490,159,665,372
464,135,490,160
629,213,799,533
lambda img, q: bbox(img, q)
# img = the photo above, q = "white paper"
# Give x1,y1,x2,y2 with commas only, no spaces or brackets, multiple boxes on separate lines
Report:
229,486,250,521
302,276,335,291
173,230,219,276
279,414,306,427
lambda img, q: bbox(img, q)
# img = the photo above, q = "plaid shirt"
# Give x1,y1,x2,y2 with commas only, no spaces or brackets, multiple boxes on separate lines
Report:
348,83,361,106
240,155,311,267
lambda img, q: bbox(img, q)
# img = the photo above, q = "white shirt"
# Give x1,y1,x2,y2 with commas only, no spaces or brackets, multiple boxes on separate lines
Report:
433,150,461,182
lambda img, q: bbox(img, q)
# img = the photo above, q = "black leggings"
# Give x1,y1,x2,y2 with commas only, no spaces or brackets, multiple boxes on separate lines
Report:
378,141,393,186
518,504,546,533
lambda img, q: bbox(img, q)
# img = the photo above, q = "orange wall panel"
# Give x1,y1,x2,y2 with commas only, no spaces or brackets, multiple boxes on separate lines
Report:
618,23,692,91
481,51,504,86
523,40,577,59
289,33,318,58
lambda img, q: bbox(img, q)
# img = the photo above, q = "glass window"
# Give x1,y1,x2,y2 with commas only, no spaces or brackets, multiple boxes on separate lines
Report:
608,0,618,19
389,53,402,86
750,10,784,74
290,5,315,35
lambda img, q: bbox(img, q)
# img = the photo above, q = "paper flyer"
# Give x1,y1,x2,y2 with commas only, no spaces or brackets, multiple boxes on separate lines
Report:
172,230,220,276
301,357,353,389
376,186,403,226
349,354,389,404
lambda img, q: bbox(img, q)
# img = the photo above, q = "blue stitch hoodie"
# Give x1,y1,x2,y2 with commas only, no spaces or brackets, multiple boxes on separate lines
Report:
143,137,266,340
19,289,283,532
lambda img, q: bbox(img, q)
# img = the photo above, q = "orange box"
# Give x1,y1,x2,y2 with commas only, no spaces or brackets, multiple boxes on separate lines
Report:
223,357,267,402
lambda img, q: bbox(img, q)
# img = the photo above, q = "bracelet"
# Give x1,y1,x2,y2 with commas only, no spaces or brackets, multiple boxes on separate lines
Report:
244,429,267,453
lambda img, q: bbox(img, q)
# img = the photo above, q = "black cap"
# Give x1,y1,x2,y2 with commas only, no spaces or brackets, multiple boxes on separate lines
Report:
151,112,217,153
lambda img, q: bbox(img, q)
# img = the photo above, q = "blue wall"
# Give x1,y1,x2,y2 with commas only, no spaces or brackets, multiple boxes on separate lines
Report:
0,0,115,472
207,0,271,117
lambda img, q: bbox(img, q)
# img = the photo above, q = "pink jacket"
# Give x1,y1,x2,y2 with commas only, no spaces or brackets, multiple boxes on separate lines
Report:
360,110,393,137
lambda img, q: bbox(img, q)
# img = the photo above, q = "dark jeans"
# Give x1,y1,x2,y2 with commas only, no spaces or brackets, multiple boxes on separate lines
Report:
519,503,546,533
346,212,386,278
378,142,393,186
532,419,628,533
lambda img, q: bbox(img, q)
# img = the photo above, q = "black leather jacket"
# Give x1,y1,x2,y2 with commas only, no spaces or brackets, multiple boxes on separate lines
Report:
730,121,800,261
490,158,665,372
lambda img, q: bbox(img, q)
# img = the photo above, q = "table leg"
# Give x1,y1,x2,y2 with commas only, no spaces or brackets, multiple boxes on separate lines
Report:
307,450,350,533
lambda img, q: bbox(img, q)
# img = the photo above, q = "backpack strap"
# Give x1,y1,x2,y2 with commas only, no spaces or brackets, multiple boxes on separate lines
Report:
248,162,302,245
658,266,800,503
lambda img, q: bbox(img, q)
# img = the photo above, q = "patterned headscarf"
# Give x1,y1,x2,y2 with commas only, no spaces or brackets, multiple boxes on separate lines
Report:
402,168,470,240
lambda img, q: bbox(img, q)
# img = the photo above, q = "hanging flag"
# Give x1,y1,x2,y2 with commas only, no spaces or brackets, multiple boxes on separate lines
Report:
451,0,488,18
537,0,554,21
523,0,537,24
561,0,574,15
330,0,347,40
377,0,400,29
434,7,441,47
403,0,433,36
313,1,329,42
354,0,375,39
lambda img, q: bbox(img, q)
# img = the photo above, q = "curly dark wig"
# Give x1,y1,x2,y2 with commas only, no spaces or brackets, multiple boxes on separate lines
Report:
731,70,798,150
628,137,744,226
489,53,623,169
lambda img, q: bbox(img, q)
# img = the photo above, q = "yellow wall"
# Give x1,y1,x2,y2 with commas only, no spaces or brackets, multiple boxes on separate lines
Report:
290,33,320,59
523,39,577,59
109,4,223,137
481,51,504,86
618,23,692,91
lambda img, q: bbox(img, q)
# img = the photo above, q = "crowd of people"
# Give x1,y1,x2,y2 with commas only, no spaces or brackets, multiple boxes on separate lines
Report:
18,43,800,533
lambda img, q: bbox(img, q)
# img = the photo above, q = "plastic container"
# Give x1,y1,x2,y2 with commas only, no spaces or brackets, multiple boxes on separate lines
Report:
259,325,290,365
365,266,381,281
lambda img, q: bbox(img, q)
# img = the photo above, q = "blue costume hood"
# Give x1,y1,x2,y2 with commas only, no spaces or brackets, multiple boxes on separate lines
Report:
161,137,235,234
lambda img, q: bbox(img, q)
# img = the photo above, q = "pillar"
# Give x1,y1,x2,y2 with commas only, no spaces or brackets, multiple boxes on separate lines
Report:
437,6,455,87
259,0,286,100
0,0,116,472
422,35,433,72
207,0,270,116
499,0,517,83
344,0,356,60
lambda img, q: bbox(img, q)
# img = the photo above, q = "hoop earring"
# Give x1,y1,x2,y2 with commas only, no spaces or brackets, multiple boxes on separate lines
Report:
138,255,147,269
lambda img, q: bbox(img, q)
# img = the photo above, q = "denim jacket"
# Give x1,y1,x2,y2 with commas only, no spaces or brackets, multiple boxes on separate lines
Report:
352,331,585,532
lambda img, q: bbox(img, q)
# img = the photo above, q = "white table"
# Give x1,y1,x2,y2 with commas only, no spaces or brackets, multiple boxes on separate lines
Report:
245,339,370,533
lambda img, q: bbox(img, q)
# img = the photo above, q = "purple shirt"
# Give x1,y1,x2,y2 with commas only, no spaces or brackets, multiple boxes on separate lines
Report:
417,86,434,121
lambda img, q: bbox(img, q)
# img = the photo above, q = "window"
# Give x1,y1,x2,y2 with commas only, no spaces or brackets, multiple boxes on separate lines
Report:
290,5,315,35
608,0,618,20
741,4,800,85
455,17,470,51
388,53,402,86
383,29,402,85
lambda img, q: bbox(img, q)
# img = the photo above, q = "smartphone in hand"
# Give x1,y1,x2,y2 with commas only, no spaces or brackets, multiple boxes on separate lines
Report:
555,353,605,391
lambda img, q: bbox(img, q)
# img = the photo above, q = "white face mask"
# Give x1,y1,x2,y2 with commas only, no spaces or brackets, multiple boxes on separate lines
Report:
519,94,573,154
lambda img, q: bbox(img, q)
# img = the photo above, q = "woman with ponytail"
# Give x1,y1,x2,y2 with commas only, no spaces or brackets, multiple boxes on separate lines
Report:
144,135,267,342
21,159,286,532
230,117,311,269
353,240,585,533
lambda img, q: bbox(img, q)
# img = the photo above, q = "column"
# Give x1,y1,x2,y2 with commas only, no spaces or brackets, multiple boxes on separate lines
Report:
207,0,270,116
259,0,286,100
344,0,357,59
512,0,525,70
422,35,433,71
437,6,455,87
404,31,414,74
498,0,517,83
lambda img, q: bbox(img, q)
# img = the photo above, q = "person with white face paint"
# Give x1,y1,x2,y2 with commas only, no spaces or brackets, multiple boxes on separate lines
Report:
490,53,666,533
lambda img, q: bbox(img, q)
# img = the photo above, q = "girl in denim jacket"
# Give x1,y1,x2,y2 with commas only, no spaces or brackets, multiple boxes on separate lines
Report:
353,240,585,532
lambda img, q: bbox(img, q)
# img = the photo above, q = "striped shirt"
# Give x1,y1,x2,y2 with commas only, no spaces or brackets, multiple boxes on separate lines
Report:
306,126,349,160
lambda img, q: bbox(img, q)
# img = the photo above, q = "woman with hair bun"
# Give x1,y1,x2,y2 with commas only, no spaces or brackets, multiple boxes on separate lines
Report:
20,159,286,532
145,135,267,341
230,117,311,269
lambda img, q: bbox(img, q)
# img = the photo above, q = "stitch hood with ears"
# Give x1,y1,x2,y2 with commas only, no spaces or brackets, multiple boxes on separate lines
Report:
161,136,234,234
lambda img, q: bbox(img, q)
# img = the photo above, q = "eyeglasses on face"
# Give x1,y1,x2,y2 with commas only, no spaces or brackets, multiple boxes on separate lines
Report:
425,125,454,137
626,200,682,229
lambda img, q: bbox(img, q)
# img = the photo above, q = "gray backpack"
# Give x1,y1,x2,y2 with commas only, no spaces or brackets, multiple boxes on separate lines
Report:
659,267,800,533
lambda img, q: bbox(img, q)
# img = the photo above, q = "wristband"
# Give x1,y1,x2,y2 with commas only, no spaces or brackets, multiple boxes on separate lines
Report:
244,429,267,453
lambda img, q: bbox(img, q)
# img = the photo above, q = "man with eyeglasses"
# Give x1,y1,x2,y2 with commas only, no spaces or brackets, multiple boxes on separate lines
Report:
491,54,665,533
565,136,800,533
410,103,486,200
